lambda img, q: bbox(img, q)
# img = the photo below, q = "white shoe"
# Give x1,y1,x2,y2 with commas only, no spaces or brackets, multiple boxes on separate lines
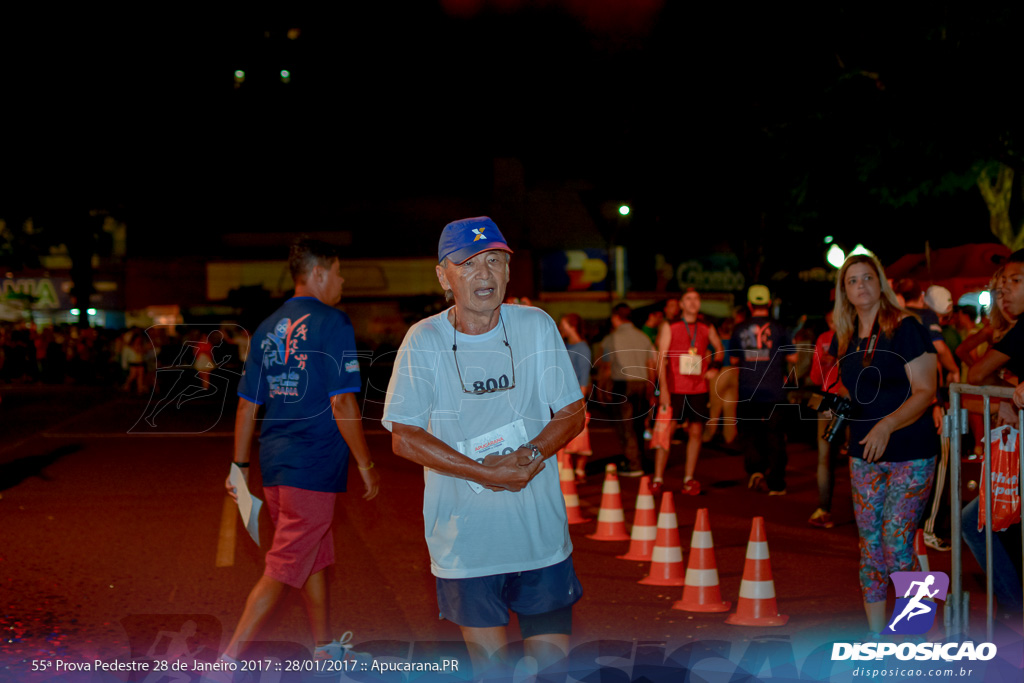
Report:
314,632,371,676
923,532,951,552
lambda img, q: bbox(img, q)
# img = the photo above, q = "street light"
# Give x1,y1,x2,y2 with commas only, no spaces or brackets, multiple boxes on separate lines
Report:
618,204,630,216
826,244,846,269
849,244,873,257
979,291,991,308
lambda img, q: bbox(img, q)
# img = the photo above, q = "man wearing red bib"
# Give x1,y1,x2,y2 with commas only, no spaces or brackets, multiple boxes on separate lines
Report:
653,288,723,496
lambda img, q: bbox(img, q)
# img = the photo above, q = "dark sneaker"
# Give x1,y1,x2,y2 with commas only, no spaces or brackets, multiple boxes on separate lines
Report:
619,468,645,478
747,472,766,491
767,488,787,496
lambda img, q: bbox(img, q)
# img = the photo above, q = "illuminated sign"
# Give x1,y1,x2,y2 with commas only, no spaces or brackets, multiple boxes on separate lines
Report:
1,277,62,309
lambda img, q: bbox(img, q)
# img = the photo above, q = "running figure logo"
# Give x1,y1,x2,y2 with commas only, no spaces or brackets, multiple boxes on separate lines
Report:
886,571,949,634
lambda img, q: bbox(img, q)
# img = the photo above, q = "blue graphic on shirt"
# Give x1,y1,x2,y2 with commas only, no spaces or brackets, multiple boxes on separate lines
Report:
267,369,302,399
261,315,310,369
740,322,774,362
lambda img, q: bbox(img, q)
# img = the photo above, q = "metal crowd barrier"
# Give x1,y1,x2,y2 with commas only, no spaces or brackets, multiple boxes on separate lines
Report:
946,383,1024,641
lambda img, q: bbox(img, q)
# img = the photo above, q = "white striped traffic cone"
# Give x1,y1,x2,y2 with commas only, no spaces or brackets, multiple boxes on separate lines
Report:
618,476,657,560
586,464,630,541
725,516,788,626
638,493,686,586
672,508,730,612
557,450,591,524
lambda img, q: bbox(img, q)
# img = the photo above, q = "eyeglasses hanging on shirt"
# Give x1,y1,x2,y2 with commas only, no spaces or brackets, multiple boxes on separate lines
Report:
452,311,517,394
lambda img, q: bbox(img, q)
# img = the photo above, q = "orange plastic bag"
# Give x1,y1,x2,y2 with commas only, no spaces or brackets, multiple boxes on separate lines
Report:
650,404,675,451
978,426,1022,532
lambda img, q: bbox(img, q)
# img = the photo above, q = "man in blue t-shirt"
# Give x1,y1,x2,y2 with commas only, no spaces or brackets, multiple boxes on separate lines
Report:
221,238,380,668
732,285,798,495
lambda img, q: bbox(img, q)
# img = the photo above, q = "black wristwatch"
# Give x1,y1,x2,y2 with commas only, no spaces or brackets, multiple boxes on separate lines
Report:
521,442,543,461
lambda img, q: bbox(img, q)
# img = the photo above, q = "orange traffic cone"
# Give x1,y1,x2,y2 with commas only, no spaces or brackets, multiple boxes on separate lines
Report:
638,493,686,586
618,476,657,560
725,516,788,626
564,411,592,456
586,464,631,541
914,529,930,573
672,508,730,612
558,451,591,525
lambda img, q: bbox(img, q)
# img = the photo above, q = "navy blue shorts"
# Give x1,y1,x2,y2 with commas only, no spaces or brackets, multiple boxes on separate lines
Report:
436,555,583,630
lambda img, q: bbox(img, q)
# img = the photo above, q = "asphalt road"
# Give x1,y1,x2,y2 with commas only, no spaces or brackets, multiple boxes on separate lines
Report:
0,383,1011,682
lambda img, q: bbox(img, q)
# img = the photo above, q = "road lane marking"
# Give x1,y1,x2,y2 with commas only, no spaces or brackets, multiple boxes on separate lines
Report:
215,496,237,567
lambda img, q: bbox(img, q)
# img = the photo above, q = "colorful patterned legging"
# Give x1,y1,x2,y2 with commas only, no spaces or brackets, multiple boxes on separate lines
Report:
850,457,936,603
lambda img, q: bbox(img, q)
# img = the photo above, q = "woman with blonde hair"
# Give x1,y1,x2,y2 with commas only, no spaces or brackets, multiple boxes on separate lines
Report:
960,268,1018,383
957,269,1018,453
830,253,938,636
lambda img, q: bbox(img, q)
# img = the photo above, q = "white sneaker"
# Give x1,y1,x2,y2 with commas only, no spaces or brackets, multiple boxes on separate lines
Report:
314,632,371,676
923,532,951,552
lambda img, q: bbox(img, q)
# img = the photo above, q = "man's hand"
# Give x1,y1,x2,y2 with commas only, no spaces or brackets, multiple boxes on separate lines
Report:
1013,382,1024,410
480,449,545,492
658,391,671,409
359,465,380,500
225,467,248,503
996,400,1020,429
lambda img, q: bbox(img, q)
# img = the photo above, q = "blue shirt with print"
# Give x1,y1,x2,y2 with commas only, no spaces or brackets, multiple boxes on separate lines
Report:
735,316,792,403
238,297,362,492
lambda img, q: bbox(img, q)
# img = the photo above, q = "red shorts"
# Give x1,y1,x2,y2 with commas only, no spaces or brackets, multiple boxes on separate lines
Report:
263,485,336,589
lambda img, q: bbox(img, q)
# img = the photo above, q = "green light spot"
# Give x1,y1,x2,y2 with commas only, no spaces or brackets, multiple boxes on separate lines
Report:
824,235,834,244
618,205,630,216
280,70,290,78
234,70,245,79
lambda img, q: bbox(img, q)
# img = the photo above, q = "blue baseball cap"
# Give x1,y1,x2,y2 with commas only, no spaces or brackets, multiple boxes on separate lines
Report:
438,216,513,265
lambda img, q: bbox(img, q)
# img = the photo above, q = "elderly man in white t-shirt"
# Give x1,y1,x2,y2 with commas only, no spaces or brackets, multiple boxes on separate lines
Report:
382,216,586,677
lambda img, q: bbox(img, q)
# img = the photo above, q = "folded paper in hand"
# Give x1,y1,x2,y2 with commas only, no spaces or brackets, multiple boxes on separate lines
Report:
230,463,262,545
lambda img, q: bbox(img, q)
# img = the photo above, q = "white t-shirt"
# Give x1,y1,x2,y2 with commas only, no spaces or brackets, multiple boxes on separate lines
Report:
382,304,583,579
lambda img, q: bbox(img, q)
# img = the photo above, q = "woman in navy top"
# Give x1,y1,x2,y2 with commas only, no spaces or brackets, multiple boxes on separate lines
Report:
830,253,938,636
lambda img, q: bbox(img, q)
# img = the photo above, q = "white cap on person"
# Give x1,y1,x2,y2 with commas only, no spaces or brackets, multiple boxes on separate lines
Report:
924,285,953,315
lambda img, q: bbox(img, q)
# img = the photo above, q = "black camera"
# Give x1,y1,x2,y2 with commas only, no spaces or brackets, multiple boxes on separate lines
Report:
806,391,854,443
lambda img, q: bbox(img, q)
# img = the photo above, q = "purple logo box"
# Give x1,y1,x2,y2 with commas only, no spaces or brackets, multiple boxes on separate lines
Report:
885,571,949,635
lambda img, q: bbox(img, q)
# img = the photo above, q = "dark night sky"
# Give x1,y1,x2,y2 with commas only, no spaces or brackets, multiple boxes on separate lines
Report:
4,1,1021,269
